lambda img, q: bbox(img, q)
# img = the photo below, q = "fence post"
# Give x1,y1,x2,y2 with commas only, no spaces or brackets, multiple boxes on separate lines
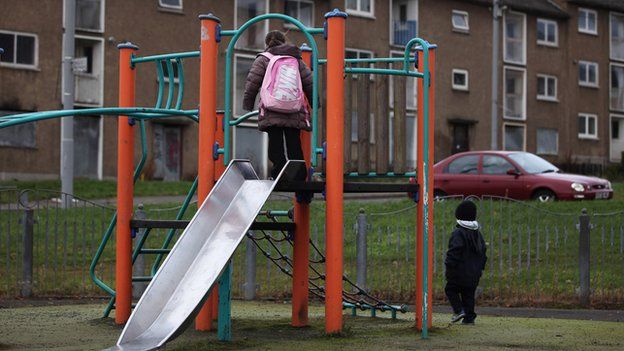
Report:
20,196,34,298
579,208,591,307
244,234,257,300
356,209,367,290
133,204,147,299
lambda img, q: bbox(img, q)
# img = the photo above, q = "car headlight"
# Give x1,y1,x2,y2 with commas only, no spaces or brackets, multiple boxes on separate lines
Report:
571,182,585,192
607,181,612,189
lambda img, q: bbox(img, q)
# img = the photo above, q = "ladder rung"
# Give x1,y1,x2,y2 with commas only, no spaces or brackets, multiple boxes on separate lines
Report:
132,276,154,282
140,248,171,254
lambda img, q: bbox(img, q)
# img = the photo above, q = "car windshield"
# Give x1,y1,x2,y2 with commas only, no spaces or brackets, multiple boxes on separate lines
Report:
507,152,559,174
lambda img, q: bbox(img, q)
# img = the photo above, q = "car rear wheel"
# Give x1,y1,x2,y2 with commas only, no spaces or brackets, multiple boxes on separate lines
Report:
532,189,556,202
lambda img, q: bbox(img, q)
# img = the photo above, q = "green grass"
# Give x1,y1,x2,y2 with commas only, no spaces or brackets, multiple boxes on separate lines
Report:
0,184,623,307
0,178,194,201
0,300,622,351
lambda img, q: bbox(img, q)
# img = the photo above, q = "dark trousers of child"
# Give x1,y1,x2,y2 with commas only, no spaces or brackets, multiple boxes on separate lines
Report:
445,281,477,322
267,127,307,181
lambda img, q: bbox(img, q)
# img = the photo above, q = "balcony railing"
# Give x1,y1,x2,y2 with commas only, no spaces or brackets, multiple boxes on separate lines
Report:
392,20,417,47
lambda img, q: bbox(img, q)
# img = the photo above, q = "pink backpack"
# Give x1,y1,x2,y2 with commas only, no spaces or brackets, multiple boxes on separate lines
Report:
258,52,306,114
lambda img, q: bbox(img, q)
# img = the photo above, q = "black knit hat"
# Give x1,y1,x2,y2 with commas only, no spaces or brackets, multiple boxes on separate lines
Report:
455,200,477,221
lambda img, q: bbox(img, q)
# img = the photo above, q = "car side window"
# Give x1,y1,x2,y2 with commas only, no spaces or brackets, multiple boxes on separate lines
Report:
447,155,479,174
482,155,514,175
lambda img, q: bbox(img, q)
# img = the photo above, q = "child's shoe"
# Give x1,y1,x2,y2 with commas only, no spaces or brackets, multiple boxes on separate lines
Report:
461,320,475,325
451,311,466,323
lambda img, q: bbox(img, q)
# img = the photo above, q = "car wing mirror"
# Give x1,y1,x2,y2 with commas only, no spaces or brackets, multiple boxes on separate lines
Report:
506,168,520,176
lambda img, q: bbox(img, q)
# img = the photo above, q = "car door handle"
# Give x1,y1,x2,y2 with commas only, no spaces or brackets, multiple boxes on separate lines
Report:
483,180,491,183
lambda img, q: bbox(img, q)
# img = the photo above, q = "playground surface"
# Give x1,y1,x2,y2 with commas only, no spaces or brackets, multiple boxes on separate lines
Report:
0,300,622,351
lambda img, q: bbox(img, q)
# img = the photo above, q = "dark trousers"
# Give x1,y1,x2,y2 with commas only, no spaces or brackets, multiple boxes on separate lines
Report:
267,127,306,180
445,281,477,322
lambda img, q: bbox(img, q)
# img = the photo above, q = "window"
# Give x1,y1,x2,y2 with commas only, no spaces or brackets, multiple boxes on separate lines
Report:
611,64,624,111
578,113,598,139
503,124,526,151
579,61,599,87
391,0,418,46
536,128,558,155
452,10,469,32
346,0,374,17
504,67,526,120
74,36,104,106
504,12,526,65
76,0,104,31
284,1,314,28
0,111,36,148
236,0,269,50
537,18,558,46
159,0,182,10
234,54,256,116
611,13,624,61
389,51,417,110
482,155,515,175
447,155,479,174
0,31,37,68
612,118,620,139
537,74,557,101
578,8,597,35
452,69,469,91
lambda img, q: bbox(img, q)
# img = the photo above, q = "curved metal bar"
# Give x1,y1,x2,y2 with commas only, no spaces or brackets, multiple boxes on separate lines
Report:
0,108,200,129
223,13,321,166
165,59,175,109
132,51,199,64
229,110,259,126
175,58,185,110
344,67,423,78
343,57,417,64
155,60,165,108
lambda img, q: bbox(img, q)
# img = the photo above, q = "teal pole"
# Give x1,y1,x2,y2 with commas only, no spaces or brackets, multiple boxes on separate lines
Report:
217,263,232,341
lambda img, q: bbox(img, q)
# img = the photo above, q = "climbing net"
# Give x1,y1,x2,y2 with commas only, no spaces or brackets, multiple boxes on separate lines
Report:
247,212,407,317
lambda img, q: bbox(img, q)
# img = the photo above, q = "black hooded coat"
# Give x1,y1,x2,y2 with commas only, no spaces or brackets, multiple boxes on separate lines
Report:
445,226,488,286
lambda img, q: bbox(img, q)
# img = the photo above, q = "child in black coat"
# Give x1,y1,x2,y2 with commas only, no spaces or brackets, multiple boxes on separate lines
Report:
445,200,487,324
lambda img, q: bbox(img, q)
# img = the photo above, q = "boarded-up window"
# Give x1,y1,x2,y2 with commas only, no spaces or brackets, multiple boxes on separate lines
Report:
0,111,36,148
536,128,558,155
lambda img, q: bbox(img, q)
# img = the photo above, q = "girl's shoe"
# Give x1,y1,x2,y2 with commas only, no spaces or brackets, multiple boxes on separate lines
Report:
451,311,466,323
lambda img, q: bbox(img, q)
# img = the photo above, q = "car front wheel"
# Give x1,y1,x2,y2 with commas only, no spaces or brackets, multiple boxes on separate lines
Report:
532,189,556,202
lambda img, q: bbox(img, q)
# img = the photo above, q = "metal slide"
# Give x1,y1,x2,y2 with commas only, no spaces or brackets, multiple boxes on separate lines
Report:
106,160,299,351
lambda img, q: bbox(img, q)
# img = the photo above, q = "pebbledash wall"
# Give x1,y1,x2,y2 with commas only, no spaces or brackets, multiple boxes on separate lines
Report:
1,0,623,181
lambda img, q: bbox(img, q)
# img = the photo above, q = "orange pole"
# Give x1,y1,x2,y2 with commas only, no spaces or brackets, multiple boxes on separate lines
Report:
415,46,435,331
324,9,347,334
292,45,312,327
195,13,220,332
115,42,138,325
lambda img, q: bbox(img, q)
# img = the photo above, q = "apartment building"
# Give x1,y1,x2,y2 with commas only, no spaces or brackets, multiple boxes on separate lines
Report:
1,0,622,181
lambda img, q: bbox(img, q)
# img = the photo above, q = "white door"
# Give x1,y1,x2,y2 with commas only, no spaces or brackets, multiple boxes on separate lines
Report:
611,116,624,162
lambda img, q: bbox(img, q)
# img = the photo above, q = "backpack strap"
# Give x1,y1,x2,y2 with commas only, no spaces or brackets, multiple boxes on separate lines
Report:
259,52,274,60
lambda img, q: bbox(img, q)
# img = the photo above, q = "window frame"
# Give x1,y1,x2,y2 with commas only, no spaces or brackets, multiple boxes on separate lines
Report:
578,60,599,88
609,114,624,162
445,154,480,175
283,0,315,29
0,30,38,69
502,122,527,151
451,68,469,91
389,0,419,47
64,0,106,33
481,154,516,175
537,18,558,47
610,12,624,62
452,10,469,32
578,7,598,35
233,53,258,117
610,62,624,111
234,0,270,51
503,11,527,65
536,74,558,102
503,66,527,120
345,0,375,19
74,34,105,107
578,113,598,139
158,0,183,10
536,128,559,156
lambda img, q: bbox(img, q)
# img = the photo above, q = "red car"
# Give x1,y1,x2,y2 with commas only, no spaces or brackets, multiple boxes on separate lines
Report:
434,151,613,201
